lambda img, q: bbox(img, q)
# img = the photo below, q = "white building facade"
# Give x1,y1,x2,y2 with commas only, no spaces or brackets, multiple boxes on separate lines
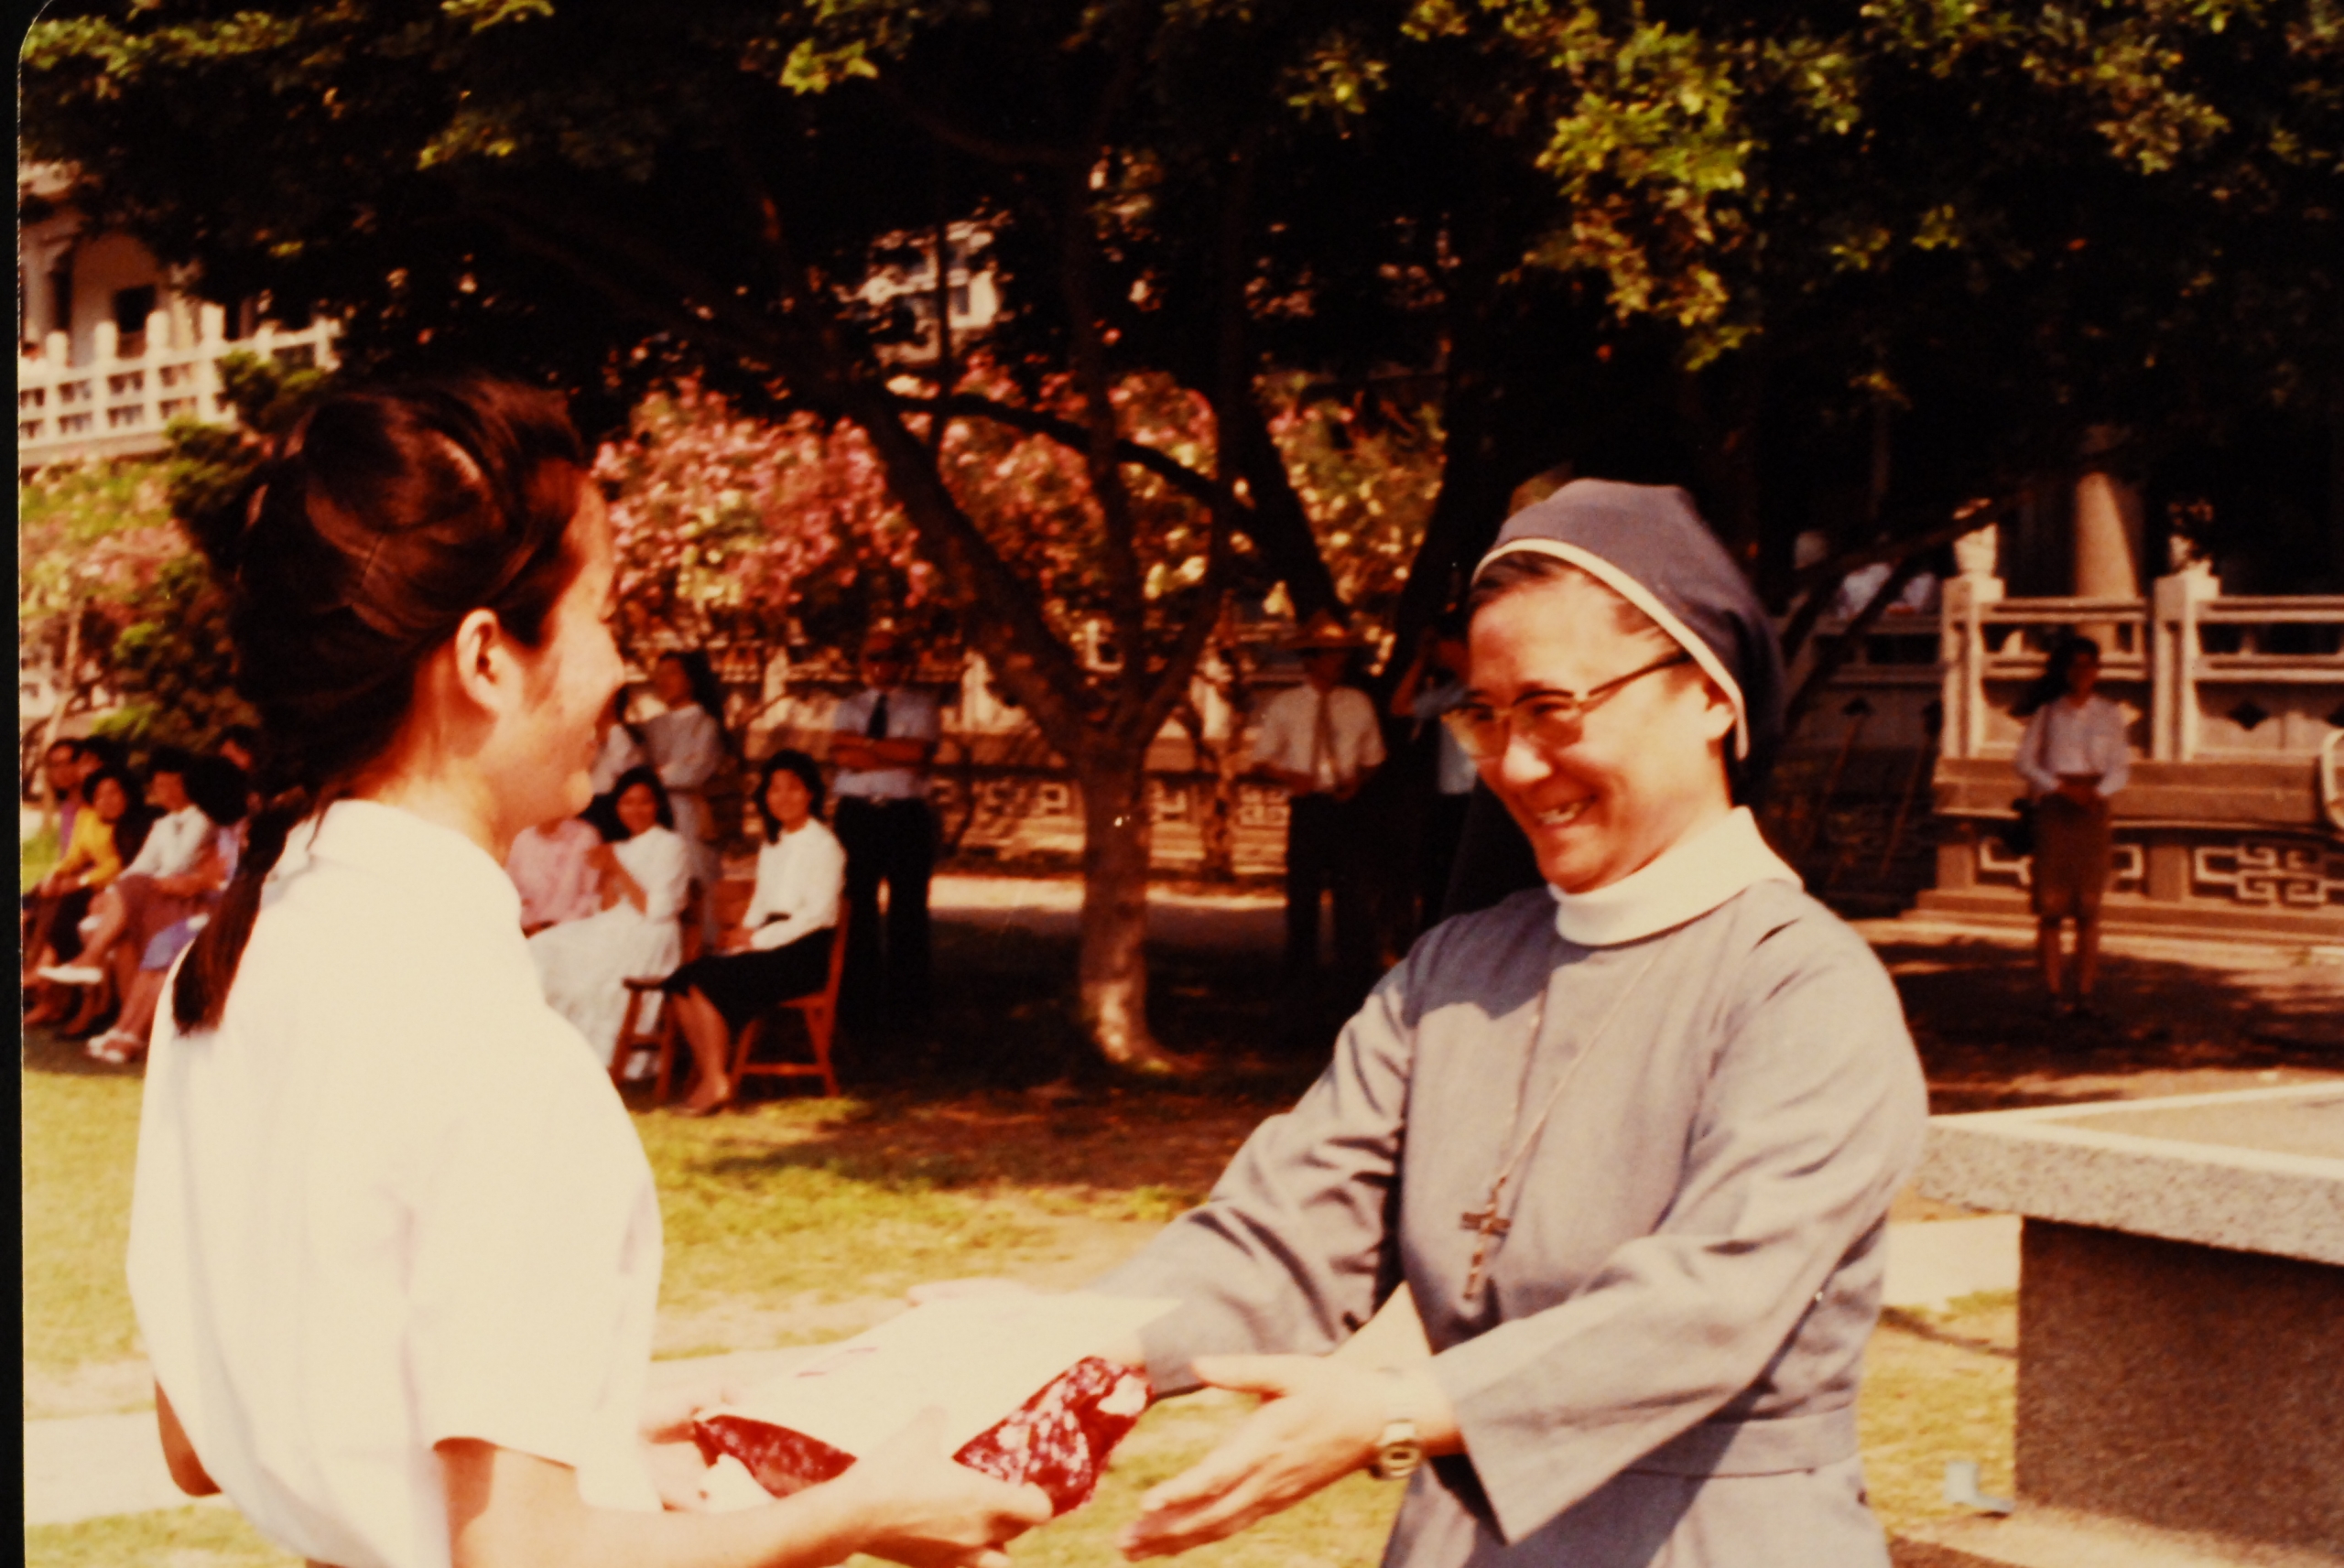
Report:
17,165,337,471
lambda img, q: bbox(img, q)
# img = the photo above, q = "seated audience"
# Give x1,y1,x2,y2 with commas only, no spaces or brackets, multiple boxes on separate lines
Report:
659,750,844,1116
85,753,252,1066
528,765,691,1069
23,764,148,1024
506,813,606,934
49,749,216,997
22,739,99,976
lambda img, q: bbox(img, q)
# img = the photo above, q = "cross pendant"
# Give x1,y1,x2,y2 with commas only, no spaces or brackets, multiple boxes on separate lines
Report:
1460,1203,1512,1302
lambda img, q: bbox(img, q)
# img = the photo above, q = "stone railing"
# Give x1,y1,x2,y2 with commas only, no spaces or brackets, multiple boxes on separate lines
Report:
16,309,339,469
1924,545,2344,935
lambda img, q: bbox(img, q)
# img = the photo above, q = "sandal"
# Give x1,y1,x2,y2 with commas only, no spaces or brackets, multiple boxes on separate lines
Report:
87,1029,145,1066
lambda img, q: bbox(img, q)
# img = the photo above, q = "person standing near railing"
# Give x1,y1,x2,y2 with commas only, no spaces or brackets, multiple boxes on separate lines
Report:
2013,635,2132,1020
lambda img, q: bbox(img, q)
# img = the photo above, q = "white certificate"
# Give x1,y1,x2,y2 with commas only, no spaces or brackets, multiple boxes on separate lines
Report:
708,1292,1176,1457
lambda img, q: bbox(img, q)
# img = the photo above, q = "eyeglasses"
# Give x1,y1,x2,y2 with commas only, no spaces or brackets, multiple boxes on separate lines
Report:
1440,651,1691,762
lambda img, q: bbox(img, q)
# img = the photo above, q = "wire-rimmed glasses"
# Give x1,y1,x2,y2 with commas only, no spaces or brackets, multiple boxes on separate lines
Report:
1439,651,1691,762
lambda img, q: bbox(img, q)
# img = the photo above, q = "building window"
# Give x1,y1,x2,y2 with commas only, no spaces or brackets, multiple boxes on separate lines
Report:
113,285,157,335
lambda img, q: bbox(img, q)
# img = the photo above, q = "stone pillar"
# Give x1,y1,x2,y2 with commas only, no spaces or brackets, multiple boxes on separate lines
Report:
1941,524,2003,762
2149,556,2219,763
2074,427,2143,653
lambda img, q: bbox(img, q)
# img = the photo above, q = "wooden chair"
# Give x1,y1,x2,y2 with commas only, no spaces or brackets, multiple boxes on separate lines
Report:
610,978,675,1098
727,905,851,1100
607,882,704,1101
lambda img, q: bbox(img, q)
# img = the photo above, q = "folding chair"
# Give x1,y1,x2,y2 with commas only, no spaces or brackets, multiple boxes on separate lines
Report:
728,905,850,1099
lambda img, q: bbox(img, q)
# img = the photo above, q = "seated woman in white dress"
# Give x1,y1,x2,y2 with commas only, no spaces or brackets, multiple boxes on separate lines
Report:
659,750,844,1116
530,765,691,1070
130,378,1047,1568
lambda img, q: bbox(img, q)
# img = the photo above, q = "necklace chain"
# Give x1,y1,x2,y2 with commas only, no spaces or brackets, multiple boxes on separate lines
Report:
1460,947,1666,1303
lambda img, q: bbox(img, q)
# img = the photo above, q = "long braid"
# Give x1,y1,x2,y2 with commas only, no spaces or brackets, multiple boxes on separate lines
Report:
172,782,312,1032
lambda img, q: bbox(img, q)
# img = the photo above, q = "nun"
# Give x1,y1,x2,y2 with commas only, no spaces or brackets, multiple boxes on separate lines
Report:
1095,481,1929,1567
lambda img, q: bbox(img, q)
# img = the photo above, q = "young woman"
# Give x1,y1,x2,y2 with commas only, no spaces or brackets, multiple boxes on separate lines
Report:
127,379,1047,1568
640,650,729,946
1094,481,1927,1568
2013,635,2132,1017
529,765,692,1070
659,750,845,1116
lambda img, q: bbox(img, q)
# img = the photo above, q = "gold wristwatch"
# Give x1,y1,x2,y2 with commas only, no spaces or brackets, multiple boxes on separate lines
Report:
1367,1368,1425,1482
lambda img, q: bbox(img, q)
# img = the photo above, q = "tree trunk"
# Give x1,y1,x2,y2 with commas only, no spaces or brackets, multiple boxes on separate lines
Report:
1072,752,1178,1071
34,606,86,835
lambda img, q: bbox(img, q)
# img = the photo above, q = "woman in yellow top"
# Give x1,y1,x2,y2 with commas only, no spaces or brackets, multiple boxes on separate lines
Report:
23,765,142,1024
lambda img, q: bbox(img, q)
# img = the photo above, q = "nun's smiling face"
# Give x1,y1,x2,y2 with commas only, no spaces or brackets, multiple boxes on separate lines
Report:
1468,571,1737,894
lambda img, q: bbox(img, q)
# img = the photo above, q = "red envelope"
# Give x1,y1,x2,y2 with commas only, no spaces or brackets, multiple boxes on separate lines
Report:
695,1355,1153,1515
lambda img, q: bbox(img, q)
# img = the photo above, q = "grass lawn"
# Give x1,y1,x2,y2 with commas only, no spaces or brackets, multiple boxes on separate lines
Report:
37,893,2338,1563
23,1013,2016,1565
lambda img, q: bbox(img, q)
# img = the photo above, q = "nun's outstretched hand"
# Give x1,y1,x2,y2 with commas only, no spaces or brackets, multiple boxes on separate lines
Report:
1116,1357,1456,1560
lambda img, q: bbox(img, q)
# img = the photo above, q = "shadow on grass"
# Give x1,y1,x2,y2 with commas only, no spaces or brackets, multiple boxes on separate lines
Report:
21,1018,139,1078
1877,936,2344,1114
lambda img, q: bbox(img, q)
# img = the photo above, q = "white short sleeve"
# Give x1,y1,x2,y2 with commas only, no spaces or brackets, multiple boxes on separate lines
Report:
406,1040,658,1467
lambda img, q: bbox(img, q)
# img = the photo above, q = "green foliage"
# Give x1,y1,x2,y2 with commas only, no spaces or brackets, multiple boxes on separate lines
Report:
16,352,328,759
90,552,251,754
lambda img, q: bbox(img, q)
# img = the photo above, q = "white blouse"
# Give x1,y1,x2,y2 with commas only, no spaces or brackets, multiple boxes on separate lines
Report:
612,823,691,924
128,800,663,1568
740,819,846,950
2014,694,2132,799
124,804,214,880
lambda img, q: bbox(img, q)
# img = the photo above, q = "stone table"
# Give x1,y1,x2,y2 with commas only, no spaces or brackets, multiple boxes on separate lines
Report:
1893,1082,2344,1567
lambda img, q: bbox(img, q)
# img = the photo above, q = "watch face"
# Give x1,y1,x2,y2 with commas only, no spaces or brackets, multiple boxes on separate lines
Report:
1373,1437,1424,1481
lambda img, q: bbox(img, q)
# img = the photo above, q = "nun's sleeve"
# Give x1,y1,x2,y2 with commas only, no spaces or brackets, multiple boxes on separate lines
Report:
1091,973,1416,1393
1431,922,1926,1543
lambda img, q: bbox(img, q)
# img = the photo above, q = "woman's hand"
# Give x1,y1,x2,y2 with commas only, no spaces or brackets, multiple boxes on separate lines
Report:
637,1371,744,1512
2056,777,2100,806
825,1408,1053,1568
1116,1357,1453,1561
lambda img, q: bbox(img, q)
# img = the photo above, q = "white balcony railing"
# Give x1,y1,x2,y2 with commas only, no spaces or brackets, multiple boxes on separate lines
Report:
16,306,338,469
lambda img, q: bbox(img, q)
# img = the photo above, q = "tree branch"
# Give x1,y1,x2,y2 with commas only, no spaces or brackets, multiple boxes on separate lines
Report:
1782,545,1937,740
872,76,1084,168
1776,504,2001,672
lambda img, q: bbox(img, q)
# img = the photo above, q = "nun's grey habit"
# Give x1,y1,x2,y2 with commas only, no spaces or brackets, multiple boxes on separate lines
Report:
1097,481,1929,1567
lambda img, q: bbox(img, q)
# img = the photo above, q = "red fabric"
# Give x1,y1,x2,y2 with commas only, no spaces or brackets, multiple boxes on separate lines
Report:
695,1355,1153,1516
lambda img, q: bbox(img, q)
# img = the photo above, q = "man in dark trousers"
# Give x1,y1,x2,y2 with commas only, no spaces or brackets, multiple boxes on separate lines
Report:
830,626,942,1040
1251,611,1386,1013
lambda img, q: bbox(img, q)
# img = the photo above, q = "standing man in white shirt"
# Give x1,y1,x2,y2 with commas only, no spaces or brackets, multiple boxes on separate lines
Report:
830,625,943,1041
2013,635,2133,1019
1252,611,1387,1011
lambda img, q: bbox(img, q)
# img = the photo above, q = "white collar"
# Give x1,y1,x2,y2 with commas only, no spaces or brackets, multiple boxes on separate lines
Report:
1549,806,1800,947
279,798,523,931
